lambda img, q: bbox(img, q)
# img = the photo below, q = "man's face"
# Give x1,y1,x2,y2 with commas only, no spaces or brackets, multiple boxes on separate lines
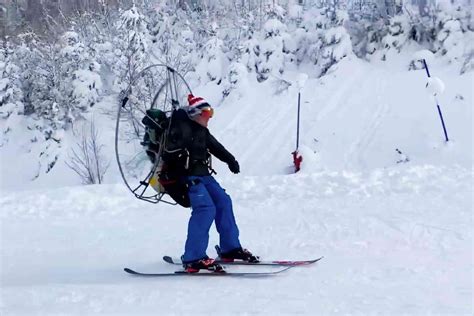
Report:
193,111,211,127
192,106,213,127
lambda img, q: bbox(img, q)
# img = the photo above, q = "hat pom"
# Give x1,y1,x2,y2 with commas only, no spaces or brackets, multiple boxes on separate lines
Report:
187,94,207,107
187,94,195,105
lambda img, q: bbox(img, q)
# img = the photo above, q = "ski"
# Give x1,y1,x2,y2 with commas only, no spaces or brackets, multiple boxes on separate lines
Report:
163,255,323,267
124,266,291,277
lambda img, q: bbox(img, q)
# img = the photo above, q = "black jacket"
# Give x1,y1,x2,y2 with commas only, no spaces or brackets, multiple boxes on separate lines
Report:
163,109,236,176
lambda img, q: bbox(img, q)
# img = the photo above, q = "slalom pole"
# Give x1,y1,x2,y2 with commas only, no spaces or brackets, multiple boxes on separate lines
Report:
292,91,303,173
422,59,449,142
296,91,301,150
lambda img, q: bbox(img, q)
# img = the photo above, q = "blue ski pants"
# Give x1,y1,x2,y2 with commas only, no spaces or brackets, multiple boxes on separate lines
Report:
182,175,241,263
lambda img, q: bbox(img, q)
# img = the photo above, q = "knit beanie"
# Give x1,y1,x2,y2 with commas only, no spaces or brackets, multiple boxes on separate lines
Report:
187,94,211,117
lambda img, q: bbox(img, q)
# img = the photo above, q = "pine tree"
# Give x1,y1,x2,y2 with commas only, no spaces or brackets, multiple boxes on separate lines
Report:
255,18,287,82
433,5,473,73
28,42,65,131
319,8,352,75
113,4,150,91
197,35,227,84
0,41,23,120
60,31,102,116
382,14,411,53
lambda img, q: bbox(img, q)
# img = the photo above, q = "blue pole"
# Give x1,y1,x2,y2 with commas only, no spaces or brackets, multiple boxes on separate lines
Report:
422,59,431,78
422,59,449,142
436,104,449,142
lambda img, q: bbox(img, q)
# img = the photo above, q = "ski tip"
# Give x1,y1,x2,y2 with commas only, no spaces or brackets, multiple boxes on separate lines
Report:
124,267,137,274
163,255,174,264
308,256,324,264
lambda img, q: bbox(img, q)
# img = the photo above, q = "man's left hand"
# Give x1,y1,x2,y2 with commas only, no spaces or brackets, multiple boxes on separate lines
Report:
228,160,240,174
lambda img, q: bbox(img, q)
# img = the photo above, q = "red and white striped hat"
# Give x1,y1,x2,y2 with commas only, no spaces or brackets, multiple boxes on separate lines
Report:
187,94,209,108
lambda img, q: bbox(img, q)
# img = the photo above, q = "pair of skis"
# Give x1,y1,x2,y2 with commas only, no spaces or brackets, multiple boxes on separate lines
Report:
124,254,323,277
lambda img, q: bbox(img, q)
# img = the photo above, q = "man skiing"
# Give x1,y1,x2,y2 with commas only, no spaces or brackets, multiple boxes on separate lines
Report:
163,94,259,273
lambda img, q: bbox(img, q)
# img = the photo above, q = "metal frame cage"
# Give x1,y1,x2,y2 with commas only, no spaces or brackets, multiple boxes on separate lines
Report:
114,64,192,204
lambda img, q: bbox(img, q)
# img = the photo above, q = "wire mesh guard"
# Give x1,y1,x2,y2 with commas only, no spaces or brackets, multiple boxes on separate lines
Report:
115,65,192,203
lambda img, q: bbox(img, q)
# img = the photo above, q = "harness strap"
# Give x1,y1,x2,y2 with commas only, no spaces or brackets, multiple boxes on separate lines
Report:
187,179,201,186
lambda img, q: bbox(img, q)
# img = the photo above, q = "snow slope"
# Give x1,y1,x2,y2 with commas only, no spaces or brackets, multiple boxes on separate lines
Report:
1,166,472,315
0,52,472,189
205,54,472,175
1,51,473,315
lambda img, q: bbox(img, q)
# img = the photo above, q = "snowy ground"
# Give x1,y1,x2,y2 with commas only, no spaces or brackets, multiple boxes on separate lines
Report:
1,51,473,315
1,166,472,315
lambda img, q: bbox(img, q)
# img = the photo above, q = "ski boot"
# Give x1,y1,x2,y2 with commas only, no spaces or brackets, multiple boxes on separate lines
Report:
183,258,224,273
218,247,260,263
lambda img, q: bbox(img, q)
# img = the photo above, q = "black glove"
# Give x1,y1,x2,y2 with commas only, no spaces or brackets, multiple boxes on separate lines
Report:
228,159,240,174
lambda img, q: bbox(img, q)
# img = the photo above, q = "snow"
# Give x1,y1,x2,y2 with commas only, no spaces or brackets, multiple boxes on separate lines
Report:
1,167,471,315
264,19,287,36
1,51,473,315
288,4,303,20
426,76,446,96
296,73,308,90
413,50,435,63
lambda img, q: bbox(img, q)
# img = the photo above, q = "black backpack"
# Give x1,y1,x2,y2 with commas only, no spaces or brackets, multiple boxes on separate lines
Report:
141,109,191,207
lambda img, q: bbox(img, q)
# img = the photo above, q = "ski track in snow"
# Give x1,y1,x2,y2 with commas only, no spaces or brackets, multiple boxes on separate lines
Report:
1,166,472,315
314,65,367,123
346,85,391,170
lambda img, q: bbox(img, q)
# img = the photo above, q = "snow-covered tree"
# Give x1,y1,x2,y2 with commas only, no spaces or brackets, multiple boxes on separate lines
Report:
363,19,388,56
319,8,352,75
113,4,150,91
0,42,23,120
196,35,228,84
148,8,199,73
15,40,65,131
71,61,103,110
300,8,325,66
254,18,288,81
382,14,411,53
435,19,464,63
433,6,473,73
223,61,249,97
60,31,102,120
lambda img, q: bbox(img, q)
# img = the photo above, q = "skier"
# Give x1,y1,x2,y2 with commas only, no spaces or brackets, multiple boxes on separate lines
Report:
163,94,259,273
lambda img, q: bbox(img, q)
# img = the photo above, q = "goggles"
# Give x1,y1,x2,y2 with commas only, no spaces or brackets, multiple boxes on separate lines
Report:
199,106,214,118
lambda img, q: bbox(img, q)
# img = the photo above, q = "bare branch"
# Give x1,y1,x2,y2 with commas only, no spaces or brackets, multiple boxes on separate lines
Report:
66,119,110,185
